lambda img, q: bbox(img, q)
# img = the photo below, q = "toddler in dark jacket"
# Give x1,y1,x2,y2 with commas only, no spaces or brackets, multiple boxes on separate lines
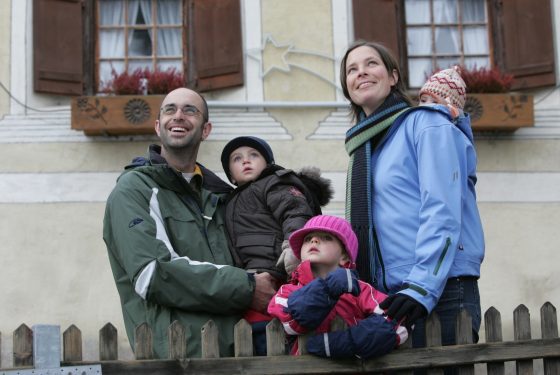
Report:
268,215,408,358
220,136,333,355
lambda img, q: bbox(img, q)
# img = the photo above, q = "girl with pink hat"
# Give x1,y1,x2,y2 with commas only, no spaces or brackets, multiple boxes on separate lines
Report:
268,215,408,358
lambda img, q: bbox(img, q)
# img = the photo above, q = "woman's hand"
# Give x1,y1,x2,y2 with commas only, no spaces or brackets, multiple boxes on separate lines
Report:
379,293,427,328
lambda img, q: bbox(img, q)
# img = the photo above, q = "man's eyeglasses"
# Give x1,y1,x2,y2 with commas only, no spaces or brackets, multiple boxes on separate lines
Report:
160,104,202,117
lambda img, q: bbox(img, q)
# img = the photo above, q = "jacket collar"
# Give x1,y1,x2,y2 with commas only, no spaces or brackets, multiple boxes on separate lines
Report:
291,260,316,285
124,144,233,195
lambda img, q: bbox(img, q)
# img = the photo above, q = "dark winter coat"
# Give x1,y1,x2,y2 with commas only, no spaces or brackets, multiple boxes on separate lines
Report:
225,165,332,281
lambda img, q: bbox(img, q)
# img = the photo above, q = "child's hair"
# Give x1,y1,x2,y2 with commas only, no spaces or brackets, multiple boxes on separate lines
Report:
288,215,358,263
419,66,466,110
220,136,275,183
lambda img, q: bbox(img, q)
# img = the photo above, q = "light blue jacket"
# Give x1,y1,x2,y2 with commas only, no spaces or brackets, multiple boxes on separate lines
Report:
371,105,484,312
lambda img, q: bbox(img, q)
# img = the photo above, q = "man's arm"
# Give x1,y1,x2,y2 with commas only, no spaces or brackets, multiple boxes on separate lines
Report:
104,174,255,314
250,272,277,312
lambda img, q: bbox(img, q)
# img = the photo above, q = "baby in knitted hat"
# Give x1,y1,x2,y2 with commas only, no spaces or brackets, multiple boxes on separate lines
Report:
418,65,466,119
268,215,408,358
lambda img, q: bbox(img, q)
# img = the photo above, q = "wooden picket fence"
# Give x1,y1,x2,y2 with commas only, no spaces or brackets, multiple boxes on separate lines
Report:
2,303,560,374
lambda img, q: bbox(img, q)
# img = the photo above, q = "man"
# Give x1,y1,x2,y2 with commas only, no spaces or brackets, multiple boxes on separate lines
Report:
103,88,276,358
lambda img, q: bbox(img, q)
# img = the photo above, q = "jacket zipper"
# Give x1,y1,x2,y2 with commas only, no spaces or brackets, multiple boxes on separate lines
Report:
178,176,215,257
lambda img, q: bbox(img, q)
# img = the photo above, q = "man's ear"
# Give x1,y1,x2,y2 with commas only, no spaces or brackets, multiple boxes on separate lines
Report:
155,120,161,136
201,121,212,141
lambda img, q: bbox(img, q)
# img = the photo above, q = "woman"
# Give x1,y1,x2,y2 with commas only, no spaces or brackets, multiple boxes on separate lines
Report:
340,40,485,347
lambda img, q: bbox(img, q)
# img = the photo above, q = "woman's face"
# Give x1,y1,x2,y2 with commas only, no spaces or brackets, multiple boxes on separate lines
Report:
345,46,398,116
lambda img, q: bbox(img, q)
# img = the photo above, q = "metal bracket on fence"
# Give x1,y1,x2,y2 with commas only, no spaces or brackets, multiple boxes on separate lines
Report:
0,325,102,375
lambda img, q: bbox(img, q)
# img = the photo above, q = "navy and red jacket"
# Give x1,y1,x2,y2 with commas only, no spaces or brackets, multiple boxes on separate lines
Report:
268,261,408,358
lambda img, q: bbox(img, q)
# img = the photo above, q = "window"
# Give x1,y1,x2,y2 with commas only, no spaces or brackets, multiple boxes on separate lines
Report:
352,0,555,90
404,0,490,88
33,0,244,96
97,0,183,89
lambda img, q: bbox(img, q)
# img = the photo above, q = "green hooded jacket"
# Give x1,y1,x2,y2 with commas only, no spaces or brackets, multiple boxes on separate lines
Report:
103,145,255,358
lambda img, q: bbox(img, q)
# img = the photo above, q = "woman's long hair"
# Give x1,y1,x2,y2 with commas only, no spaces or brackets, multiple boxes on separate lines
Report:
340,40,412,121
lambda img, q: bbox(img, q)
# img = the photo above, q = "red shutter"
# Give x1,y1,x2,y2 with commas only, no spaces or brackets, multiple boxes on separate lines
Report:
490,0,556,89
351,0,406,73
187,0,244,92
33,0,84,95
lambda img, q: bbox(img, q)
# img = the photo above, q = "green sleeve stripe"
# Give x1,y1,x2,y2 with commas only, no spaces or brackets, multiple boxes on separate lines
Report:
433,237,452,275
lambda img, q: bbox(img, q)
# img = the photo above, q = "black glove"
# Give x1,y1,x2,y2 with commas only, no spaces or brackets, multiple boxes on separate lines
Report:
379,293,427,328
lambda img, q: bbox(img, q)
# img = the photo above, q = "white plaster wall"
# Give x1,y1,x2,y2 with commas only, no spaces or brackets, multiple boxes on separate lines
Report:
0,0,10,118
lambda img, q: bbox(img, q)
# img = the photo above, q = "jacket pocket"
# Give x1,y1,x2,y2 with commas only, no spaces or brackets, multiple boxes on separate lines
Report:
235,233,278,269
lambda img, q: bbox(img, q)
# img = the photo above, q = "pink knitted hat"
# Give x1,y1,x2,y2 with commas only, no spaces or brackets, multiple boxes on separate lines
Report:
419,66,466,109
289,215,358,263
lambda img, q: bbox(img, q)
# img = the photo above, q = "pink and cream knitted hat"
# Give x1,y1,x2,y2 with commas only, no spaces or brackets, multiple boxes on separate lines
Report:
419,66,467,110
289,215,358,263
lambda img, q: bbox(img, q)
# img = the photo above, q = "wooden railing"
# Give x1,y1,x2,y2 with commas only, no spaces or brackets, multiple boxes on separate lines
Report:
2,303,560,374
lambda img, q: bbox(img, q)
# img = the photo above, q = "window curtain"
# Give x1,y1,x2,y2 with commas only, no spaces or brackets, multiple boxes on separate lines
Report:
157,1,181,57
98,0,125,86
405,0,433,87
462,0,489,68
405,0,489,87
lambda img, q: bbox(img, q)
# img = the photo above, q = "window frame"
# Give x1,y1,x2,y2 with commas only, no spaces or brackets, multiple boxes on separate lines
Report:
351,0,556,91
95,0,185,91
404,0,492,88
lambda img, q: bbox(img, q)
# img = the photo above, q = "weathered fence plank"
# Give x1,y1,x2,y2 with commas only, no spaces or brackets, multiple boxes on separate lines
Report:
398,326,414,375
266,319,285,356
201,320,219,359
234,319,253,357
99,322,118,360
134,322,153,360
330,316,347,332
63,324,82,361
5,304,560,374
397,323,414,375
168,320,186,359
13,324,33,367
456,309,474,375
541,302,560,375
484,307,505,375
297,334,308,355
65,338,560,375
426,313,444,375
514,304,533,375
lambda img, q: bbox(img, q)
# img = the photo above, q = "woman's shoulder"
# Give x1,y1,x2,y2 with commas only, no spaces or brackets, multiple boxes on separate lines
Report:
398,105,455,125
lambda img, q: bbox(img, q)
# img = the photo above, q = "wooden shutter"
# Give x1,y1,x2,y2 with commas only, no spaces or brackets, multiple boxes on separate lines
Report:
187,0,244,92
489,0,556,89
33,0,84,95
352,0,407,76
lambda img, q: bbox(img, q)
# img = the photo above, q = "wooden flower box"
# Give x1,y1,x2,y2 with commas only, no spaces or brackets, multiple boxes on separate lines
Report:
467,93,534,132
71,95,164,136
70,93,535,136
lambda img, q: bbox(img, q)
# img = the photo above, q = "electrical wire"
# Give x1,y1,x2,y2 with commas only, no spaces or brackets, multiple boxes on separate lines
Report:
534,84,560,105
0,80,70,113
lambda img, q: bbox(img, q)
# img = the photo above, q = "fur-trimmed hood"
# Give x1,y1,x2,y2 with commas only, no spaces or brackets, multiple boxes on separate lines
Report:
295,166,333,207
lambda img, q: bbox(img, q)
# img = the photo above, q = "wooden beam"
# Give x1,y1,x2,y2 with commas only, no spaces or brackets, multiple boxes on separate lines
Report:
64,338,560,375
